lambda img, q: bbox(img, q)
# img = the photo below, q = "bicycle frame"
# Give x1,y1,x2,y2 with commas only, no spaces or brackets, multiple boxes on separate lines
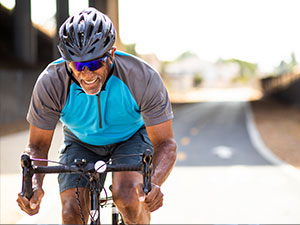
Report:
20,149,153,225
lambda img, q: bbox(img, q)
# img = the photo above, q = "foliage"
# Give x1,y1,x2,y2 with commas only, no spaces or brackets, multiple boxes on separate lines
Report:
175,51,198,61
226,58,258,77
193,73,203,87
273,52,297,76
123,43,137,56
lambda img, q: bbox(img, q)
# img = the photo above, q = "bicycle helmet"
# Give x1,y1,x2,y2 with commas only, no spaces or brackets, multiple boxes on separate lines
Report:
57,7,116,62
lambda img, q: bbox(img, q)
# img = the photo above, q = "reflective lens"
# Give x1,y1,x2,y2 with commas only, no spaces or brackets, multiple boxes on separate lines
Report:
73,55,108,72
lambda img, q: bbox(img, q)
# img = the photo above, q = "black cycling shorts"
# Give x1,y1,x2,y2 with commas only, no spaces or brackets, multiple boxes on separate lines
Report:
58,126,153,193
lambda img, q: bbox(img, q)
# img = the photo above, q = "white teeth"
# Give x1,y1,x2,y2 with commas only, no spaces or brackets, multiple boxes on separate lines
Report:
84,79,97,84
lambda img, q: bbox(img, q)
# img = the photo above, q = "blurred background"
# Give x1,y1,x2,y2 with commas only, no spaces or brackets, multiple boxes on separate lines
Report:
0,0,299,130
0,0,300,224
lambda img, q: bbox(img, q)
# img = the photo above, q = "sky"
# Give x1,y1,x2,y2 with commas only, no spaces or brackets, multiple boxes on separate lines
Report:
118,0,300,72
1,0,300,73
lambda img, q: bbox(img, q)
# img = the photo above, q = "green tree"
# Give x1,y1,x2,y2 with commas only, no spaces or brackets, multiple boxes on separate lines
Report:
224,58,258,82
123,43,137,56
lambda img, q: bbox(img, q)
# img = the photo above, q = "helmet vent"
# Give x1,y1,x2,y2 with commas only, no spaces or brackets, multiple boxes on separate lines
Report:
63,26,67,36
66,41,72,48
70,26,75,37
78,32,84,48
68,50,75,56
70,16,74,24
103,36,110,47
79,15,85,23
87,47,95,54
87,25,94,38
97,21,103,34
91,38,99,46
93,13,97,21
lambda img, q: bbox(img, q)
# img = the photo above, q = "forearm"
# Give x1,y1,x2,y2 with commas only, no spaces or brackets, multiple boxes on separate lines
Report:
24,145,49,189
151,138,177,186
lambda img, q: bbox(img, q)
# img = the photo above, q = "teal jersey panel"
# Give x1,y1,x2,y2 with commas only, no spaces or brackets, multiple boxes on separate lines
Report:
60,75,144,145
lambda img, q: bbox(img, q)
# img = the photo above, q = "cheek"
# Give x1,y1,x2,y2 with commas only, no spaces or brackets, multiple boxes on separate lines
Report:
95,66,110,79
73,72,81,81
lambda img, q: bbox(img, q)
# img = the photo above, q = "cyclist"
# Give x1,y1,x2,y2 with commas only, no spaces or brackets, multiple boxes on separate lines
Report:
16,7,177,224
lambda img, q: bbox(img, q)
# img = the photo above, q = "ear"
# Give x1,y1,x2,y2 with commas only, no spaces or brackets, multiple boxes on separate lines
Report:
111,46,116,58
108,47,116,64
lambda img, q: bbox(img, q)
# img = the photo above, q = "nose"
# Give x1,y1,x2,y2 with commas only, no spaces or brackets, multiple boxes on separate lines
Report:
82,66,89,71
82,66,93,75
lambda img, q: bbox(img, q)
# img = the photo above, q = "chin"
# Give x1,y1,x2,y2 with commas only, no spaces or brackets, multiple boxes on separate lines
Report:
83,88,101,95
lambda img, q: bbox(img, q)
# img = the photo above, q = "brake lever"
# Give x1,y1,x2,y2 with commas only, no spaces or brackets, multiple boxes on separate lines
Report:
142,149,153,195
21,154,34,200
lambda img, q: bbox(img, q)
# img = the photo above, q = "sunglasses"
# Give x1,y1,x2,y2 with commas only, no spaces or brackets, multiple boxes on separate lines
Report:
71,55,109,72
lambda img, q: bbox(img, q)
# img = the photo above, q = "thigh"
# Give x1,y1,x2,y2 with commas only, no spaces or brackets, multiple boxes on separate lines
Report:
58,141,108,193
110,127,153,201
110,127,154,166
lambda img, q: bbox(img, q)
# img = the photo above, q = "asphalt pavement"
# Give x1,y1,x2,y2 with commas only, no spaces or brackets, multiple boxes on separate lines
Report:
1,101,300,224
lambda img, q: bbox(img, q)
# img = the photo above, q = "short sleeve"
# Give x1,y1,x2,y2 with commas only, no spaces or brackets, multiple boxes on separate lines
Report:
27,65,66,130
139,70,174,126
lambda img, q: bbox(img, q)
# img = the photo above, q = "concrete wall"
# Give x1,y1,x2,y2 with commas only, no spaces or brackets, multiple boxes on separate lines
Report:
261,73,300,108
0,69,42,126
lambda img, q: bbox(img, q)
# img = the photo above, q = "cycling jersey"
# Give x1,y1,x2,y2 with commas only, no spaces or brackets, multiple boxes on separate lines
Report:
27,51,173,146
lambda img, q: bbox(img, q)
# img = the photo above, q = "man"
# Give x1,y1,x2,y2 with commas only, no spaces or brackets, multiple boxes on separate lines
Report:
16,7,177,224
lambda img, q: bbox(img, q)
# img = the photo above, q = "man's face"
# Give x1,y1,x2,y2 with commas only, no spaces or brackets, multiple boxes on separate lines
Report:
69,51,115,95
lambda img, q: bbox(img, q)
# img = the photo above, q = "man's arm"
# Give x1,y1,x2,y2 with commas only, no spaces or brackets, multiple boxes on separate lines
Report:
137,119,176,212
16,124,54,215
146,119,177,186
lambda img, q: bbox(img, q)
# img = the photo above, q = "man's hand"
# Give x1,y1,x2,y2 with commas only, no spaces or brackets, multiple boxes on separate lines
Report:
16,188,44,216
136,183,164,212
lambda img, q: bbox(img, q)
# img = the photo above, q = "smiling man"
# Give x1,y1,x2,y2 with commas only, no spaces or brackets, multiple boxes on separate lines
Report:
16,7,177,224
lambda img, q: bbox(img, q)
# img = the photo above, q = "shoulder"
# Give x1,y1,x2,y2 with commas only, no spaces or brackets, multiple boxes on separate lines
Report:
32,58,72,109
35,58,70,90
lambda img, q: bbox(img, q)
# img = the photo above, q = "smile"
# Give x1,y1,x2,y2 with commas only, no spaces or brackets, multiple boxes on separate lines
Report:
83,78,98,85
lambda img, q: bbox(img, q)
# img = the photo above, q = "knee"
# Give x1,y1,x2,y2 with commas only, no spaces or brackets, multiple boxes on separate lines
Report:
112,183,139,211
61,189,89,224
61,200,83,223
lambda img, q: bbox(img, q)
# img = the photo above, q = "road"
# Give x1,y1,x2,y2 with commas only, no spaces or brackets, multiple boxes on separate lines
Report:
1,101,300,224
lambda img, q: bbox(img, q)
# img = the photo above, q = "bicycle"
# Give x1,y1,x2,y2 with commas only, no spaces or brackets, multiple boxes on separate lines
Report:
20,149,153,225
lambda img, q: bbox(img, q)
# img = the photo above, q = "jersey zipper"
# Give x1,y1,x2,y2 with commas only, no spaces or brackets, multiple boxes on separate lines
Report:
97,93,102,128
95,64,114,129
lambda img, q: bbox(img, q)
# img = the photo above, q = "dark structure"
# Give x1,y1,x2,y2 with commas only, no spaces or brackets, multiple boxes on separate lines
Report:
0,0,119,130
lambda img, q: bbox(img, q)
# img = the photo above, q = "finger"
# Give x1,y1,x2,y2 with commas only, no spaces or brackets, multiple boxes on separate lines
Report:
17,193,30,209
17,201,36,215
17,192,41,216
30,188,44,210
148,201,163,212
146,191,164,211
135,183,146,202
144,184,160,203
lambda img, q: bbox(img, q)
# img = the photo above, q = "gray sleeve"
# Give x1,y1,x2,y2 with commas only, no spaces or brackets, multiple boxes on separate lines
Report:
114,55,174,126
27,65,65,130
140,71,174,126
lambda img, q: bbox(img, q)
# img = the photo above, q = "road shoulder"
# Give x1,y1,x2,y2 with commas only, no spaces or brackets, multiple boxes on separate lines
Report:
250,97,300,170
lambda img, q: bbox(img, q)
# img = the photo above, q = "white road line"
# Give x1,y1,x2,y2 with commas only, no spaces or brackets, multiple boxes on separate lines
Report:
245,102,300,181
